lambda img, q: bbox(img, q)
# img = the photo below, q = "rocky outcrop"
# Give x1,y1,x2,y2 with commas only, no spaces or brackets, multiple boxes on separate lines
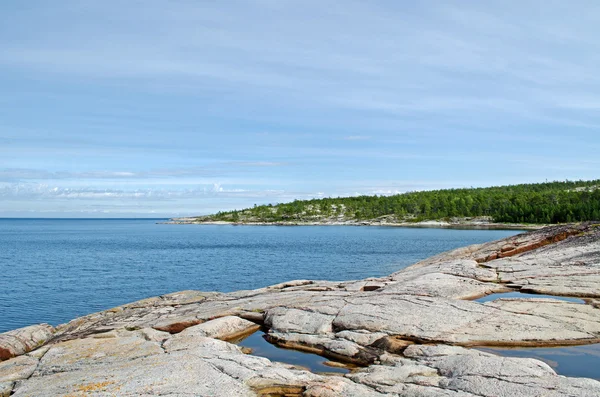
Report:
0,324,54,361
1,222,599,396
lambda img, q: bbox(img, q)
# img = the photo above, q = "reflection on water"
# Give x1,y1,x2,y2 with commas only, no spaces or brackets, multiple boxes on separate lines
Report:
479,344,600,380
476,291,585,304
237,331,351,374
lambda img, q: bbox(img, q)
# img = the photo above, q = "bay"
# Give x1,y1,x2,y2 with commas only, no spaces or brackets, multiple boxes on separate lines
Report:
0,219,520,333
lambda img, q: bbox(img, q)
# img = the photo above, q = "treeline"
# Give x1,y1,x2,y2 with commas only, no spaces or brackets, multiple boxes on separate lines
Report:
210,180,600,224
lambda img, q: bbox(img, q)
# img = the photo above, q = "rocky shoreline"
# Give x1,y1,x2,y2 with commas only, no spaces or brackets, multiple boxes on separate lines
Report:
163,216,542,230
1,222,600,396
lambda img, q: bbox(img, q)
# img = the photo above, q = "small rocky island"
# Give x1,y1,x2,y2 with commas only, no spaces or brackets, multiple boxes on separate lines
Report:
1,223,600,396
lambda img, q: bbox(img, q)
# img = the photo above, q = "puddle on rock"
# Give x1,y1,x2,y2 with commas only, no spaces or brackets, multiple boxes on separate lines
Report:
475,291,585,304
235,330,351,374
478,344,600,380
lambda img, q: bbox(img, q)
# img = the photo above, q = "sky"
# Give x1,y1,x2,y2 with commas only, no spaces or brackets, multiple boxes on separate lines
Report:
1,1,600,217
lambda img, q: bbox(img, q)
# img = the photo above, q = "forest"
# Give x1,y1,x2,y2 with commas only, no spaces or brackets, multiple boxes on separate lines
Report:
207,180,600,224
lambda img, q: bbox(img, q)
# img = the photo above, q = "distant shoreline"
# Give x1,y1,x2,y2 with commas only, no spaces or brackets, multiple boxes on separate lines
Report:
161,218,541,230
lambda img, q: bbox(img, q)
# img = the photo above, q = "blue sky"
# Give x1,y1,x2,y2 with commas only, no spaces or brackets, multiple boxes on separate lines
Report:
1,1,599,217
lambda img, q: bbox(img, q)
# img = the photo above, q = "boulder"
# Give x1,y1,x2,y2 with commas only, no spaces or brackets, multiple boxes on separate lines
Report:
0,324,55,361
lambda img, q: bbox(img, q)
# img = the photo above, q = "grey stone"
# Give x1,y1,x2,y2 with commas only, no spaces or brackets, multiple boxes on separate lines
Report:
381,272,508,299
0,355,38,383
187,315,260,340
0,382,13,397
0,324,55,361
265,307,335,335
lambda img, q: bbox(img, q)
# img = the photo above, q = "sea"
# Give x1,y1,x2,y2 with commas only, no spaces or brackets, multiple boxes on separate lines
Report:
0,219,521,333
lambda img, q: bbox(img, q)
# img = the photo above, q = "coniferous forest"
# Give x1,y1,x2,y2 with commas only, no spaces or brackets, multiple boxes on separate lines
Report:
207,180,600,224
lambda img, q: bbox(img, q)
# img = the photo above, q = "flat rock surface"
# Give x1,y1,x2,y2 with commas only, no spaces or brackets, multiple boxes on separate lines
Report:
1,222,599,396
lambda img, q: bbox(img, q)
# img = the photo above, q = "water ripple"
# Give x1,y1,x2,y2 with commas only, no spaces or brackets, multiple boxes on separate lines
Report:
0,219,520,332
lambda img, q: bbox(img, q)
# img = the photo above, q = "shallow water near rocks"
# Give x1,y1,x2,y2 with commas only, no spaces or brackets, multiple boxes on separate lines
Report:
475,291,586,304
479,344,600,380
237,330,351,374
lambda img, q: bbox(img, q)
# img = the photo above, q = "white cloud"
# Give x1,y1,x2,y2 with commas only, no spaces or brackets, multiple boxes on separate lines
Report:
343,135,371,141
0,183,294,202
2,0,600,122
0,163,287,183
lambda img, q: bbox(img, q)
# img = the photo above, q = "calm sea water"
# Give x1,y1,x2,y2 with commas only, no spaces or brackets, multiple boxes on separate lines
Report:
479,344,600,380
0,219,520,333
